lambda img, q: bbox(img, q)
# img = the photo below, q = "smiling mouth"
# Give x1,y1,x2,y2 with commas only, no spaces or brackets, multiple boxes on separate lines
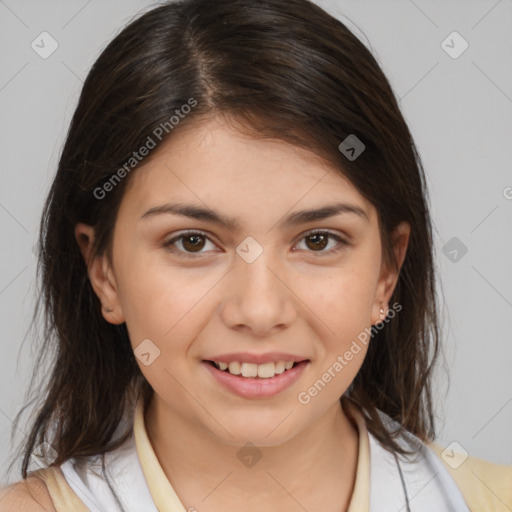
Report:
204,360,303,379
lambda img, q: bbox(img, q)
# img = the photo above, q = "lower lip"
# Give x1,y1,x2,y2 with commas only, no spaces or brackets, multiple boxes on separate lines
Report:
203,360,309,399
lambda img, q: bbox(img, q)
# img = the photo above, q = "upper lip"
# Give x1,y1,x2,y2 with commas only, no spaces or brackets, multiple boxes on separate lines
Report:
204,352,309,364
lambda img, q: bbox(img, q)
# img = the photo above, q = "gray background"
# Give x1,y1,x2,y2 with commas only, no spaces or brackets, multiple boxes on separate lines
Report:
1,0,511,486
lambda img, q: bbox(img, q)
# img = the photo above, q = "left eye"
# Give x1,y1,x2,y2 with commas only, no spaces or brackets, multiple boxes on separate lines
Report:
294,230,347,254
163,230,347,257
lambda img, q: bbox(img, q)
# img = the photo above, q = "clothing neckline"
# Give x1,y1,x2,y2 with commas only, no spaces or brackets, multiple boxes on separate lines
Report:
133,395,370,512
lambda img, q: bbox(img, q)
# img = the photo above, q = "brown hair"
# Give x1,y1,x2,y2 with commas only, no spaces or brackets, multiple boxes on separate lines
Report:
8,0,444,480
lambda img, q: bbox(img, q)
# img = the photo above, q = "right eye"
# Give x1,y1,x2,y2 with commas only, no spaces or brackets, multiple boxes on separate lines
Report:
163,230,219,257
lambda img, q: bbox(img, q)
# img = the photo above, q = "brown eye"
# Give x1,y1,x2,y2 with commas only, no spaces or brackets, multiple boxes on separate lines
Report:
295,230,348,255
163,231,217,257
305,233,329,251
181,234,206,252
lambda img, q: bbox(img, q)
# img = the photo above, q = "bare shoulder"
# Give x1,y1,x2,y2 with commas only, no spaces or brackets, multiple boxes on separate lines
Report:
0,476,55,512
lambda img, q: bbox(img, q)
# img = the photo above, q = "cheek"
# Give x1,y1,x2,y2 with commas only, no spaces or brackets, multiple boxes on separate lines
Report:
297,261,378,332
117,259,209,398
117,261,229,384
290,253,379,386
116,247,211,333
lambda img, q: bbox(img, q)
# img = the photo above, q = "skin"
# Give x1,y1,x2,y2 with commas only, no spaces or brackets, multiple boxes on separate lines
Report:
75,115,410,512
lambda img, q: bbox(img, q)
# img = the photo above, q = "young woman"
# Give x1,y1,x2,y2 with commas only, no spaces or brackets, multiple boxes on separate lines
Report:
1,0,511,511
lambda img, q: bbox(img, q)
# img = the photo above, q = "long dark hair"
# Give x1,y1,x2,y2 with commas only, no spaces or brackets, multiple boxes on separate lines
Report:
8,0,444,480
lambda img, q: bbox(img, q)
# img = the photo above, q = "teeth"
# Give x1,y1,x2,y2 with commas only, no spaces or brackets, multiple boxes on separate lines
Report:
241,363,258,377
214,360,297,378
257,362,275,378
274,361,286,374
228,361,241,375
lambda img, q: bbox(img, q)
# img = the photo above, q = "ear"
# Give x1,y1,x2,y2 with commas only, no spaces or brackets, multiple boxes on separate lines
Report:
371,221,410,325
74,223,125,324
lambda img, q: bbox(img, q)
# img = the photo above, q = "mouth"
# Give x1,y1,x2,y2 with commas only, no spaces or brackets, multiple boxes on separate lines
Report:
202,359,310,399
204,360,303,379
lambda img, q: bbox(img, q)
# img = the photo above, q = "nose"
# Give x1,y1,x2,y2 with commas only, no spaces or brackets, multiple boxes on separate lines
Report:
219,248,297,337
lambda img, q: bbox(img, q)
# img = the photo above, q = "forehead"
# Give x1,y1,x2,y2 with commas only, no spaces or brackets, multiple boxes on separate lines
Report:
120,116,374,223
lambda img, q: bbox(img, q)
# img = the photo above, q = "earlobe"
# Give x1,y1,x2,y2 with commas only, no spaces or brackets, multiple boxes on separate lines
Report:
74,223,124,324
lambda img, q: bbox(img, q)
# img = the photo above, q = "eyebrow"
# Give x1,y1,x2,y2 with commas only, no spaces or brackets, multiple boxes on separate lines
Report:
139,201,369,229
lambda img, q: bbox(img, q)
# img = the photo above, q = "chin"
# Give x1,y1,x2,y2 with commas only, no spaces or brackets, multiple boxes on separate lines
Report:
208,416,299,448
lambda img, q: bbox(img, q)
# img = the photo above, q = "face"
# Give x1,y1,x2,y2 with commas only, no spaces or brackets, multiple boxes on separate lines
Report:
76,116,409,447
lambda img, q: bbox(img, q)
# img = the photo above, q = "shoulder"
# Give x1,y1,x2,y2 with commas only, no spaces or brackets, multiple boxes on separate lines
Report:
0,476,55,511
366,406,512,510
428,441,512,511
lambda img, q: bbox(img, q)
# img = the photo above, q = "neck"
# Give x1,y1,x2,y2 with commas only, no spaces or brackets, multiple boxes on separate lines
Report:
144,395,360,511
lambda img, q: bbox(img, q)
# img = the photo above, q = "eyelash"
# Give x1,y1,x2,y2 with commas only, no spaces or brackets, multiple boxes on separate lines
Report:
162,229,349,258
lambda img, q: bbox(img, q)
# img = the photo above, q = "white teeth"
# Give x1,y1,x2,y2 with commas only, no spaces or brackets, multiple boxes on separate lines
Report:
228,361,241,375
257,362,275,378
274,361,286,374
213,360,297,378
241,363,258,377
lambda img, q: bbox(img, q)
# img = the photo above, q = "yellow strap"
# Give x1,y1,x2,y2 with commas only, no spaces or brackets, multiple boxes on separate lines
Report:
30,466,90,512
429,441,512,512
345,400,370,512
